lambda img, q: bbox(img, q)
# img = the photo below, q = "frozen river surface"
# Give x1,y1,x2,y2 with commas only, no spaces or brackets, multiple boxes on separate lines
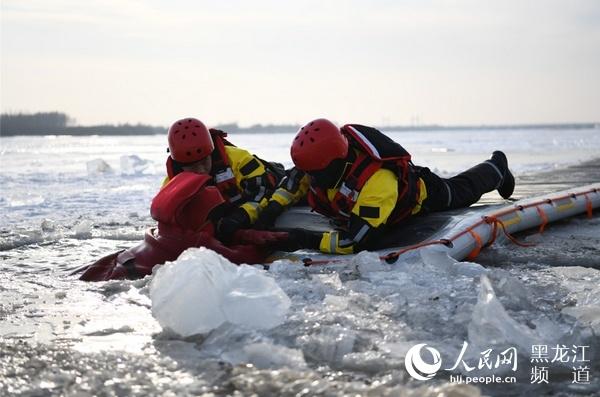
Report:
1,128,599,396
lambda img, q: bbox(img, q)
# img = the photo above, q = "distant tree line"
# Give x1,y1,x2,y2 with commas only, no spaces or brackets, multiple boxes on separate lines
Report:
214,122,300,134
1,111,596,136
0,112,302,136
0,112,166,136
1,112,72,135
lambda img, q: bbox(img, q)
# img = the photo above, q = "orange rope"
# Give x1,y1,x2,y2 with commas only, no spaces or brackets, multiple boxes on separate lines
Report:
381,239,452,263
300,188,598,266
486,216,536,248
584,194,594,218
483,217,499,248
466,229,483,260
535,206,549,234
303,238,452,266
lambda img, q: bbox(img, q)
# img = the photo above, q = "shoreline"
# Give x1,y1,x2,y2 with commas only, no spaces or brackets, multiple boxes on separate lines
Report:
1,123,598,137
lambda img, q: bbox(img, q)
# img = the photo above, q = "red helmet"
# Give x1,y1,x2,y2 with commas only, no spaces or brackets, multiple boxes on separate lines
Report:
290,118,348,171
167,118,214,163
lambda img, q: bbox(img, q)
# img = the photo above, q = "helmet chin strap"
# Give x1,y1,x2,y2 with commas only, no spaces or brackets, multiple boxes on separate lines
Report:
333,161,353,189
309,150,357,189
338,149,357,181
330,149,356,189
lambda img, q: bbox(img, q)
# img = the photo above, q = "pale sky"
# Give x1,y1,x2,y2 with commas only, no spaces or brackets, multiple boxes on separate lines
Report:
1,0,599,127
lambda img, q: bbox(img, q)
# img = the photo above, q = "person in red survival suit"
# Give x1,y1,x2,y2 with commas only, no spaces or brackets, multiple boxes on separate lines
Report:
78,145,288,281
163,117,286,244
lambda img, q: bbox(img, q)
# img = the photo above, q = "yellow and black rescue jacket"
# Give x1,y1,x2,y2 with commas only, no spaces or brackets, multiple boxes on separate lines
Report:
269,124,427,254
164,129,285,223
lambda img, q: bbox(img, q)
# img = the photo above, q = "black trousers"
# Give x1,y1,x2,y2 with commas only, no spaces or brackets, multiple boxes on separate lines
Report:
417,161,503,213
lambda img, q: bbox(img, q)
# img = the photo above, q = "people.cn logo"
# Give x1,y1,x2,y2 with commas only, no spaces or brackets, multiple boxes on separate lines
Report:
404,343,442,380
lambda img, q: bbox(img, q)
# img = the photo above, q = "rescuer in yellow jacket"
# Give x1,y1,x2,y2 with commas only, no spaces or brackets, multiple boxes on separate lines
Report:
164,117,285,243
256,118,515,254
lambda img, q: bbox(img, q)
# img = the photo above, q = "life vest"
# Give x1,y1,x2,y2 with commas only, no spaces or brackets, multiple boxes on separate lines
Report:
207,129,243,204
151,172,225,233
307,124,419,224
79,173,222,281
78,172,267,281
209,129,286,204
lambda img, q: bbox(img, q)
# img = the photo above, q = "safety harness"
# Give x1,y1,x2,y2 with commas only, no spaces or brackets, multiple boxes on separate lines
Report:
307,124,419,224
209,129,243,204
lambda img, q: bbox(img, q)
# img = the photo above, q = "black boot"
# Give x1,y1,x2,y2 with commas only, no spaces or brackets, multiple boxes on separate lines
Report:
487,151,515,199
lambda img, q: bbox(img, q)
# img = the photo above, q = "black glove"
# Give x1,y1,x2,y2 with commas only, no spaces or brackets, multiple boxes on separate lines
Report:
217,208,250,244
275,228,322,252
254,201,285,230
